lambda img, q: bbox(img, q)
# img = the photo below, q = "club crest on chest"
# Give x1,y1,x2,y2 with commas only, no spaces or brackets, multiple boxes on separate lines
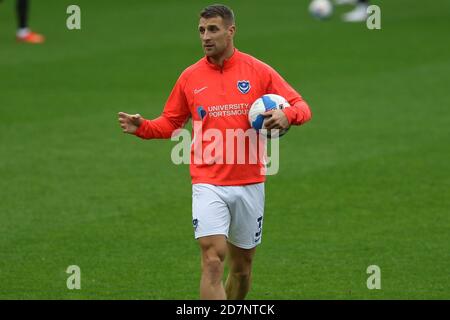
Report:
237,80,251,94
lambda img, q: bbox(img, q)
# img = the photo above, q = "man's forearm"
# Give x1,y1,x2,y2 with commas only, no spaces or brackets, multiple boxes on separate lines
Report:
134,116,184,139
282,100,312,126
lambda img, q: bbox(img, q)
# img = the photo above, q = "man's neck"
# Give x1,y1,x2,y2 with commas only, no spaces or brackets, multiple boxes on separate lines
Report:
209,45,235,68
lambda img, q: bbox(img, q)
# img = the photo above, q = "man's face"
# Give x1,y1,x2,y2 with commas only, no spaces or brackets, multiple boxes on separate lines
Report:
198,17,235,58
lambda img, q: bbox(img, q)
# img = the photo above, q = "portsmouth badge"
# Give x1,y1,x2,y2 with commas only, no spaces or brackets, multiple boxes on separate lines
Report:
237,80,251,94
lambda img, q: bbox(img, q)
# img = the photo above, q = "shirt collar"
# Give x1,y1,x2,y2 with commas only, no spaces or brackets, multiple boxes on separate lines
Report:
204,48,239,71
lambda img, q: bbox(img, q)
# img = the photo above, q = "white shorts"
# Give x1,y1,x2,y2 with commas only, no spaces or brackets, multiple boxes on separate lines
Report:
192,183,265,249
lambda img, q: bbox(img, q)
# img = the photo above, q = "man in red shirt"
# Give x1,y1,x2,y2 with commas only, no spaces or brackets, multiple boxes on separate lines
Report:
118,4,311,299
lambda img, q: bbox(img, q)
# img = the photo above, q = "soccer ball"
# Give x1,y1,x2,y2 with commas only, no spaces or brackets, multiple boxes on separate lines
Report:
248,94,291,139
309,0,333,20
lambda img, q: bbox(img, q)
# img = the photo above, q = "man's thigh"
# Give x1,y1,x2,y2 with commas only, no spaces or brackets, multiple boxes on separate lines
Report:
192,183,231,239
228,183,265,249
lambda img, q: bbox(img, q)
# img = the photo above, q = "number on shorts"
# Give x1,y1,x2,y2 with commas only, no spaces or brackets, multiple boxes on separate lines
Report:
255,216,263,241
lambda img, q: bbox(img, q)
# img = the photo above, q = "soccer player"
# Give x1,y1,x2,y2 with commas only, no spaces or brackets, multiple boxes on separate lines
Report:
11,0,45,43
118,4,312,299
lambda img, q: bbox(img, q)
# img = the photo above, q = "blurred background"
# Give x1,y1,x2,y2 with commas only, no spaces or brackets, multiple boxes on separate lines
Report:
0,0,449,299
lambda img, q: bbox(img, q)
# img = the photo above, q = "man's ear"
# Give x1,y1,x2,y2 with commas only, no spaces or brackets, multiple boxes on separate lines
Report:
228,25,236,37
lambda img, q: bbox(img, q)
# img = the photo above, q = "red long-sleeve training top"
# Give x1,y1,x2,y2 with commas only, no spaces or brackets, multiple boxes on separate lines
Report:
135,48,311,186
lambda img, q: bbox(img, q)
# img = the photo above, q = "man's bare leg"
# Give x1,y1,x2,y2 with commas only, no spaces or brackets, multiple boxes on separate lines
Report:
198,235,228,299
225,242,256,300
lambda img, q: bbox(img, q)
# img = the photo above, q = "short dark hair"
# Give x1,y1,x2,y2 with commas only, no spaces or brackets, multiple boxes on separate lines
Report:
199,4,235,26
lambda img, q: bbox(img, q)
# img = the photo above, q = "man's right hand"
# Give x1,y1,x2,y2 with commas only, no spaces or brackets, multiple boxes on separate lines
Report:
118,112,143,134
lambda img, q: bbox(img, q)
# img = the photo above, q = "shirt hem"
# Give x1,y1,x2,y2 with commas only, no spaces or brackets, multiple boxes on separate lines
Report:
191,177,266,186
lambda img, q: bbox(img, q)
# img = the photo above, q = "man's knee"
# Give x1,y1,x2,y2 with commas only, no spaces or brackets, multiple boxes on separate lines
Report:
229,246,254,267
199,236,227,281
202,254,225,279
229,269,252,283
229,257,252,281
228,247,254,282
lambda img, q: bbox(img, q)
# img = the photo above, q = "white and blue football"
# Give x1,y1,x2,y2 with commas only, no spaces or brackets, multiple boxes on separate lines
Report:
309,0,333,20
248,94,291,139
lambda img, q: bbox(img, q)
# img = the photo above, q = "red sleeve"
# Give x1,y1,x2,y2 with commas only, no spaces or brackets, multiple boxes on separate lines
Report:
266,66,312,126
135,75,191,139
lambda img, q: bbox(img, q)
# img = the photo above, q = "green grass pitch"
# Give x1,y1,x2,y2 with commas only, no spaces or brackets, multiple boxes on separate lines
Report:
0,0,449,299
